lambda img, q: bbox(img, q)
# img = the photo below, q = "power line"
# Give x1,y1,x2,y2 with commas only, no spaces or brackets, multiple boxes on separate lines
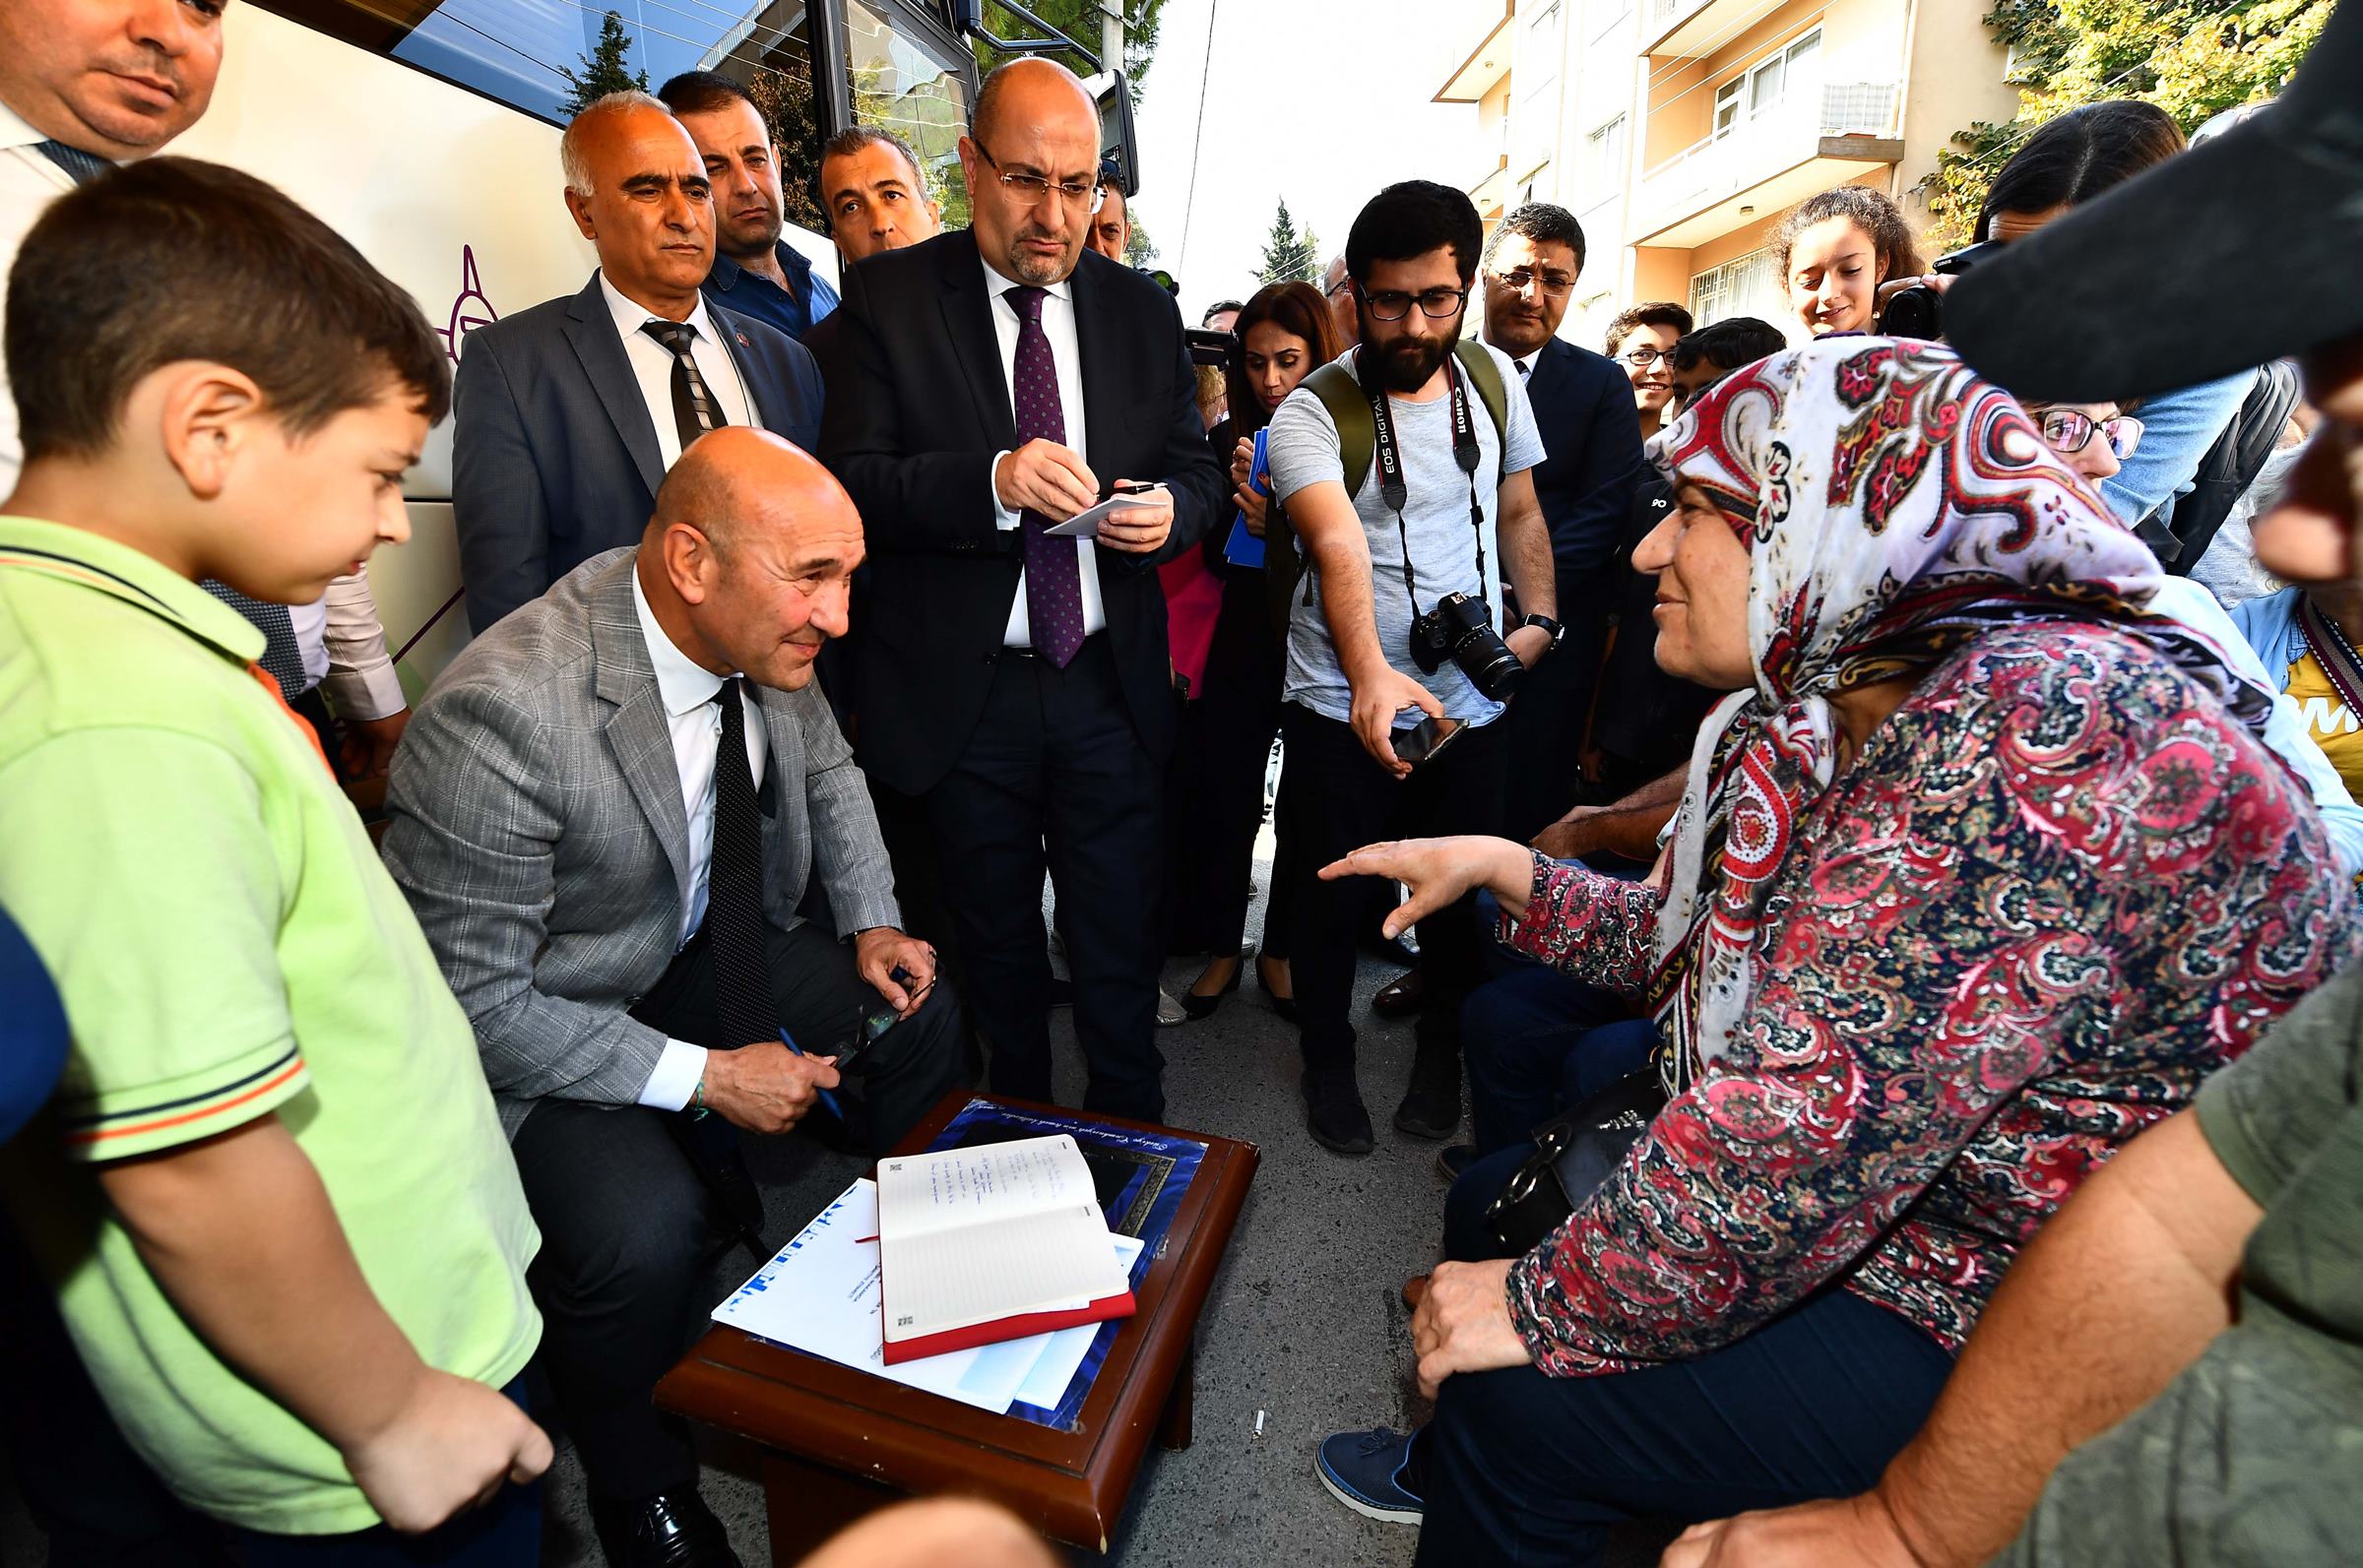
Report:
1175,0,1219,276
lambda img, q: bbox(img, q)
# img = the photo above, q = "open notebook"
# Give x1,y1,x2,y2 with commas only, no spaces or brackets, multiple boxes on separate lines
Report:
877,1134,1137,1364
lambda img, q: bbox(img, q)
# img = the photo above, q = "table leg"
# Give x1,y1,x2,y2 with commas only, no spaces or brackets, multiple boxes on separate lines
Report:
759,1450,902,1564
1155,1346,1194,1451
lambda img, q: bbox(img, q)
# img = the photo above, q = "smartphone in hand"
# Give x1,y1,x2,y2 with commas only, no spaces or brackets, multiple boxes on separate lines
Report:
1392,715,1462,765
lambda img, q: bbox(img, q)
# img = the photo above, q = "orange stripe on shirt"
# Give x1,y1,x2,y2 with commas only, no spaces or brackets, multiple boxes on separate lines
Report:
66,1059,309,1147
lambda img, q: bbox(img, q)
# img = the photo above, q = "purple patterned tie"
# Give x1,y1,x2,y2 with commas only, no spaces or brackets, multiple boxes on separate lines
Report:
1006,285,1087,667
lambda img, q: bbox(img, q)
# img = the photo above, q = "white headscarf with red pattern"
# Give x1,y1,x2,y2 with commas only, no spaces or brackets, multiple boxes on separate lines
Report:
1646,337,2267,1082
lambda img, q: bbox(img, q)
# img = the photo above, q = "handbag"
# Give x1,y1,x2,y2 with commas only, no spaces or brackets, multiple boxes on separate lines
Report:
1483,1068,1667,1256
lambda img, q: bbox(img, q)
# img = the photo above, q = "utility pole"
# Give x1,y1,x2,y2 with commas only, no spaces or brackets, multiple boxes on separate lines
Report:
1101,1,1122,75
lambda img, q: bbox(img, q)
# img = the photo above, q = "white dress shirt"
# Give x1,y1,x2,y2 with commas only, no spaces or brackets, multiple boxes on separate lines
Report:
628,568,770,1110
598,271,757,470
981,254,1108,647
0,98,405,719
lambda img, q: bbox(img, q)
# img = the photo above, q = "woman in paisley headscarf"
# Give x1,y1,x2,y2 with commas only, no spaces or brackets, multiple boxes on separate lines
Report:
1309,339,2359,1567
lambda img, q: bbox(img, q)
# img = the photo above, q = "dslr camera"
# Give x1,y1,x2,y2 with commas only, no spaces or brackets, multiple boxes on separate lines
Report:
1410,592,1523,702
1876,239,2003,340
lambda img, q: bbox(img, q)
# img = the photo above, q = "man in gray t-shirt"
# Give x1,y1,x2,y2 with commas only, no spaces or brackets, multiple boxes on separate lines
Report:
1262,180,1561,1157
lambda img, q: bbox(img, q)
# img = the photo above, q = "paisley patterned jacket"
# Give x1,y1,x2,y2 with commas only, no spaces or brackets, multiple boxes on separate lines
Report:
1498,620,2359,1375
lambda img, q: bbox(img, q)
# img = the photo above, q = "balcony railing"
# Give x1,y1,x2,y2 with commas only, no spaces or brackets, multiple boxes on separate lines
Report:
1635,81,1897,230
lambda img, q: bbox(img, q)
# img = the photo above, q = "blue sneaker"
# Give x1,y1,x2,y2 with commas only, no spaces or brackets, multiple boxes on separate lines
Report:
1315,1426,1424,1524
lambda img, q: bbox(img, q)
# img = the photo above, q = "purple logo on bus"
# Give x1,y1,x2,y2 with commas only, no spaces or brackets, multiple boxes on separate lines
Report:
436,245,498,363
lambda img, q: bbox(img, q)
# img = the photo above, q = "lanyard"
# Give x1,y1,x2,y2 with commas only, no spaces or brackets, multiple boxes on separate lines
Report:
1360,348,1488,622
2297,595,2363,721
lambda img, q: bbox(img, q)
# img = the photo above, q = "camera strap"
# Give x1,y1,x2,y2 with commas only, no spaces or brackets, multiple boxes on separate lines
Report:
1359,348,1489,623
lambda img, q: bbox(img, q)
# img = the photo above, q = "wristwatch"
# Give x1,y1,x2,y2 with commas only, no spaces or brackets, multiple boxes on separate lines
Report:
1519,613,1565,652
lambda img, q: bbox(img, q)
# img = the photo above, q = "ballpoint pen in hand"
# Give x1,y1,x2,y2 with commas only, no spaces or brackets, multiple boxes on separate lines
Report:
777,1026,845,1121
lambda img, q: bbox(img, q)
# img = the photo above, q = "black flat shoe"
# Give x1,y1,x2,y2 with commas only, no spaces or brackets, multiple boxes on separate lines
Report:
1304,1067,1374,1155
1181,953,1245,1020
1255,950,1298,1023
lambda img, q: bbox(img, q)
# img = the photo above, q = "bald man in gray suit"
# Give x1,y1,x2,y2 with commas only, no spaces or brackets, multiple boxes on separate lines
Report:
383,430,962,1561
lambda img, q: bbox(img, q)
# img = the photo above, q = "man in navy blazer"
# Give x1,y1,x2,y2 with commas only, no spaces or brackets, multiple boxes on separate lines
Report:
1478,204,1645,841
452,92,824,635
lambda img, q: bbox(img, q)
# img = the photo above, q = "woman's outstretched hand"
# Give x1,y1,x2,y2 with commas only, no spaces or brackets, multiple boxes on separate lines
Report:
1318,836,1537,935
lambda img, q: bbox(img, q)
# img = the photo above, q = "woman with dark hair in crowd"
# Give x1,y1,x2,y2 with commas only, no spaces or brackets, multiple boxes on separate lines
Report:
1964,100,2276,566
1310,338,2356,1565
1771,183,1921,338
1167,281,1345,1019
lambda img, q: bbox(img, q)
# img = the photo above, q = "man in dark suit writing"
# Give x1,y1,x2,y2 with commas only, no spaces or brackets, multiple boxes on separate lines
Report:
451,91,824,634
815,58,1223,1122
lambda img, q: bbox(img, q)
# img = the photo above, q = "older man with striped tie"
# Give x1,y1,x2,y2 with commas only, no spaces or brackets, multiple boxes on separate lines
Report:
448,90,824,636
0,0,414,781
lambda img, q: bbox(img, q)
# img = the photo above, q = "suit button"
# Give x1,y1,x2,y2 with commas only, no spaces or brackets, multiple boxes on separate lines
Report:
624,992,644,1006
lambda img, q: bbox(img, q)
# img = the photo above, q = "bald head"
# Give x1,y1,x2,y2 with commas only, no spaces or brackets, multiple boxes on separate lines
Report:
972,57,1096,148
961,59,1102,287
641,429,864,693
560,94,715,318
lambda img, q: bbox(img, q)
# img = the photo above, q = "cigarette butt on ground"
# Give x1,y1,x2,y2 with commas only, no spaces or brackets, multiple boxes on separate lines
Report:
1254,1410,1266,1437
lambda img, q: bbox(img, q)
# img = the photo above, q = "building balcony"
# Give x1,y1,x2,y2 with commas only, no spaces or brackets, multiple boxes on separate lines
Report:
1435,2,1514,102
1469,154,1511,220
1640,0,1799,58
1629,82,1901,248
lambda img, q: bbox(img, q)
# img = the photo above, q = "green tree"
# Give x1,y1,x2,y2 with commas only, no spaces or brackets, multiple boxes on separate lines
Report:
1254,198,1316,285
557,10,650,118
1922,0,2333,250
969,1,1169,106
1123,210,1159,267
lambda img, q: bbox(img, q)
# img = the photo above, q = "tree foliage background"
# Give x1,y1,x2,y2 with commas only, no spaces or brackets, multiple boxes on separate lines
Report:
1255,199,1318,285
559,10,650,117
1922,0,2333,249
967,0,1168,104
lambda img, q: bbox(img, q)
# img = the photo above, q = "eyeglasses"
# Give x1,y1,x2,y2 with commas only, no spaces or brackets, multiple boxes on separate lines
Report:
1621,345,1673,368
1361,285,1469,322
974,141,1106,214
2038,408,2144,461
1490,268,1573,298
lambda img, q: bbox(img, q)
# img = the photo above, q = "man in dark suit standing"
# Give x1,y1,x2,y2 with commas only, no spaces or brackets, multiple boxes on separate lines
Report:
1479,204,1644,842
816,58,1222,1122
451,91,824,634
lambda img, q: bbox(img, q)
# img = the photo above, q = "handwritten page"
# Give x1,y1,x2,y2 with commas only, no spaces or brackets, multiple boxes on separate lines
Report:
876,1136,1133,1342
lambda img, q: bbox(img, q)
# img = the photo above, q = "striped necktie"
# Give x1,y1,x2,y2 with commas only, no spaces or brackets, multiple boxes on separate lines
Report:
640,319,730,454
33,140,110,186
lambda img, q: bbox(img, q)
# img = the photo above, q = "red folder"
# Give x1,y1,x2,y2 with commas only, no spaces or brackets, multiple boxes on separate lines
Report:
878,1286,1137,1365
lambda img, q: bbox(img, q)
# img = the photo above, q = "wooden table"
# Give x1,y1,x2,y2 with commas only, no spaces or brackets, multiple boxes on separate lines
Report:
655,1092,1258,1558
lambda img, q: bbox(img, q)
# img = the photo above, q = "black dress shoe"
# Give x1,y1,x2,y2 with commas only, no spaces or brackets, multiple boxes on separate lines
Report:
1371,965,1426,1019
591,1490,741,1568
1303,1067,1374,1155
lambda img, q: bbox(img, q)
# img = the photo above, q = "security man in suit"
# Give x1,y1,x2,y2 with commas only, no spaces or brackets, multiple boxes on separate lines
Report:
816,58,1223,1123
450,91,825,635
384,430,963,1568
1477,203,1645,842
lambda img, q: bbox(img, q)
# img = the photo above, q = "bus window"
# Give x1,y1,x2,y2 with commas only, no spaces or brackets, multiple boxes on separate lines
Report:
845,0,973,225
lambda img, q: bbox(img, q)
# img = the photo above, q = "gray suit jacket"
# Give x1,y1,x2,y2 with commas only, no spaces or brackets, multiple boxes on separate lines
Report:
382,548,900,1137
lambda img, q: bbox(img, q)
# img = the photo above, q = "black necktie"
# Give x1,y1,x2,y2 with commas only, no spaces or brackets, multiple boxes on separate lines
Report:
706,678,776,1050
33,140,109,186
640,319,729,455
1517,358,1532,378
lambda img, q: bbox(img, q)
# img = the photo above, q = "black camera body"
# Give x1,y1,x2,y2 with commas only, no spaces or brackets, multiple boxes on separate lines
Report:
1877,239,2004,340
1410,591,1523,702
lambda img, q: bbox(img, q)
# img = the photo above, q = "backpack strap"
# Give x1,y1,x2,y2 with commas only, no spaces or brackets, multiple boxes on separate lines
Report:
1305,360,1375,500
1452,340,1510,476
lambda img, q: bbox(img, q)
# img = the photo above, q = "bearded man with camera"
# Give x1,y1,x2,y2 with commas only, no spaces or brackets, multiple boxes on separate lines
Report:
1266,181,1561,1156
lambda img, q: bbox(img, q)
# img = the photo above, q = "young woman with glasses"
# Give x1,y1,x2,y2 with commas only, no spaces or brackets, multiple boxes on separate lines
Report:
1603,302,1693,441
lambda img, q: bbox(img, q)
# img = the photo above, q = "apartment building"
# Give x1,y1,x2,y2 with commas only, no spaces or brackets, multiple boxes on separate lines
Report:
1437,0,2017,345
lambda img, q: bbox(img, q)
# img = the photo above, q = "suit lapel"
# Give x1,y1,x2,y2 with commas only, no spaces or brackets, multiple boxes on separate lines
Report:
588,558,694,917
1524,340,1570,407
712,302,789,434
563,273,666,499
940,237,1018,450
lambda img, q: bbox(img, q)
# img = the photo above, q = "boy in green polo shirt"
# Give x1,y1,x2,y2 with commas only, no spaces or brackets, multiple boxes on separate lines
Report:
0,158,548,1559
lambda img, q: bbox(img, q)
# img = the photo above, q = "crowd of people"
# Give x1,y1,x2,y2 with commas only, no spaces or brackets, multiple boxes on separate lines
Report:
0,0,2359,1565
